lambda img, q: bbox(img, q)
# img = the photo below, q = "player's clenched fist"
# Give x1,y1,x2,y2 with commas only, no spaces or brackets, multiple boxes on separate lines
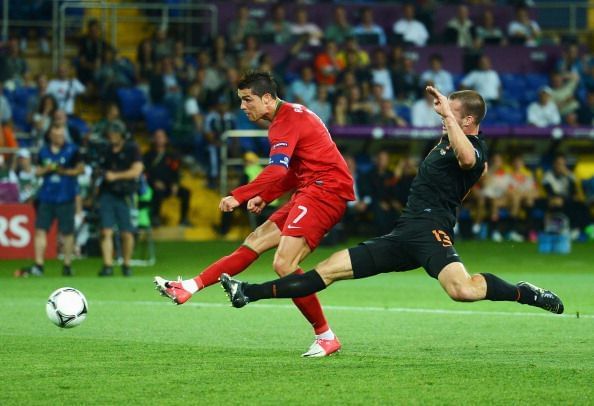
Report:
219,196,240,212
247,196,267,214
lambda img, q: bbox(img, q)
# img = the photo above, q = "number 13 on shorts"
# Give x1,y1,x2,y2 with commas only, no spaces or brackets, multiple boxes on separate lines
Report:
432,229,452,247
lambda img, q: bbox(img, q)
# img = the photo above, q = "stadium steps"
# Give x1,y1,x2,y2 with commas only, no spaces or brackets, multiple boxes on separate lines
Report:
85,2,151,61
155,172,250,241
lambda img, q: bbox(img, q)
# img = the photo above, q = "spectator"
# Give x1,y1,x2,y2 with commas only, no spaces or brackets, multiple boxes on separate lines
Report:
288,66,317,107
481,153,511,242
411,84,443,127
325,6,353,45
507,6,541,47
508,155,539,242
371,49,394,100
30,94,58,147
290,7,324,47
549,71,580,117
77,19,113,85
51,109,82,145
353,7,387,46
370,150,398,235
171,40,192,88
210,35,236,72
10,149,39,203
204,96,237,188
262,4,293,45
332,94,349,126
475,10,506,47
152,26,174,61
346,85,373,125
391,56,419,104
97,121,144,277
143,129,191,227
556,44,588,77
90,102,125,141
14,124,83,277
237,35,264,72
337,36,371,69
136,38,155,79
0,123,17,167
150,57,183,117
461,55,501,104
527,86,561,127
445,5,475,47
26,73,49,122
420,54,454,96
343,154,373,235
308,85,332,124
1,38,28,87
193,50,225,102
393,157,418,214
374,99,407,127
392,4,429,47
94,48,133,102
577,90,594,125
47,63,86,115
542,155,591,238
227,4,258,46
314,40,345,87
0,82,13,123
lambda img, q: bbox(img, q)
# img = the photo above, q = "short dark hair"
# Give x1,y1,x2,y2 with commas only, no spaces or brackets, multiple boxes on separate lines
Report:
237,71,278,98
449,90,486,125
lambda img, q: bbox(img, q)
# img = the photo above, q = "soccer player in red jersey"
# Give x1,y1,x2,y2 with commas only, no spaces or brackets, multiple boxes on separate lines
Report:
155,71,355,357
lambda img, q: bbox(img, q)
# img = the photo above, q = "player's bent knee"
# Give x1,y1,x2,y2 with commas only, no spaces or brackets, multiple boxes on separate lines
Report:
272,257,294,276
444,282,475,302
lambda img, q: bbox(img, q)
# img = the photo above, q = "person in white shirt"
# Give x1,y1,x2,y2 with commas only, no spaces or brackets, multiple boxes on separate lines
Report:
392,4,429,47
461,56,501,103
46,64,86,115
411,83,443,127
445,5,475,47
508,6,541,47
527,87,561,127
290,7,324,47
370,49,394,100
420,54,454,96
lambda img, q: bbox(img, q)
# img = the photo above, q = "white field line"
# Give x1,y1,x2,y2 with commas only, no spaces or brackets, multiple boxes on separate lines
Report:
96,300,592,320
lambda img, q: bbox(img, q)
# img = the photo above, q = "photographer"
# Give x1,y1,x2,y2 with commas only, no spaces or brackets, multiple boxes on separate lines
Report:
97,121,144,277
15,124,84,277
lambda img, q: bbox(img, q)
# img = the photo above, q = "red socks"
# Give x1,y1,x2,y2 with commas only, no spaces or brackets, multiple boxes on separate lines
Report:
291,268,329,335
194,245,259,289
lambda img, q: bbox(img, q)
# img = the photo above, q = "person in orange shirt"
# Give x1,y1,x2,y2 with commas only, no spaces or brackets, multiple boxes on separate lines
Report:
313,40,345,87
0,123,18,163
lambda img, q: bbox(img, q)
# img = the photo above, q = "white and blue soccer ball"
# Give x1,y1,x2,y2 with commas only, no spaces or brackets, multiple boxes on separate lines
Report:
46,287,88,328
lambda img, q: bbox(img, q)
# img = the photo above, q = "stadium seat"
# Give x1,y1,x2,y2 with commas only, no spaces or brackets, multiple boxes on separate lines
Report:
395,105,411,124
524,74,549,90
11,106,30,132
500,74,526,92
68,116,90,136
117,88,147,121
143,104,172,133
12,87,37,107
494,105,525,125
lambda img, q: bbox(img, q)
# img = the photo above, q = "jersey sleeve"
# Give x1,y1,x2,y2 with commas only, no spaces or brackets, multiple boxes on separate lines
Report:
259,168,299,203
230,117,299,204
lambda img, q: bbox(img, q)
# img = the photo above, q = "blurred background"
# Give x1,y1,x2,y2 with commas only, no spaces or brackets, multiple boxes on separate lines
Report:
1,0,593,262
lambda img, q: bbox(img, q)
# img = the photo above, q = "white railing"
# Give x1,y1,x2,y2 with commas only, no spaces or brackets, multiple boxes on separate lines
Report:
219,130,268,195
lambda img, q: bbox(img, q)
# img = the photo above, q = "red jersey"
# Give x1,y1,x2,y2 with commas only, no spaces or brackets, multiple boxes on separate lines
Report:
231,102,355,204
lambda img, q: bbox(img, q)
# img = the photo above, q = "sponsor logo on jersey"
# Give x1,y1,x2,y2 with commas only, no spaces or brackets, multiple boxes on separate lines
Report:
271,142,289,150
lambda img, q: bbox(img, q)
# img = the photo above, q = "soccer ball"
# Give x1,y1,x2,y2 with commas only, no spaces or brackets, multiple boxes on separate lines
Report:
46,287,88,328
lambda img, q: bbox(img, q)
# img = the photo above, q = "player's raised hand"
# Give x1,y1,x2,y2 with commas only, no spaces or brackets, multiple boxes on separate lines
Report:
426,86,451,118
247,196,267,214
219,196,240,212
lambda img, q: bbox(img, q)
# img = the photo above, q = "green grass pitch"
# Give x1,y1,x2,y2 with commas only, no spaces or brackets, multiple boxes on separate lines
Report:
1,240,593,405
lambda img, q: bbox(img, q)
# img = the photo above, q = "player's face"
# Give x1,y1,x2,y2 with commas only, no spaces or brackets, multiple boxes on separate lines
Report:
238,88,267,121
443,99,469,134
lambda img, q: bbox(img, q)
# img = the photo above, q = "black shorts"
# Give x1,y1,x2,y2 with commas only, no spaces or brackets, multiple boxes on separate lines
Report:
349,218,461,279
35,201,75,235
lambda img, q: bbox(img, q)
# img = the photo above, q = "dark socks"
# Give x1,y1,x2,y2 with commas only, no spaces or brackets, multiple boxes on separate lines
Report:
481,273,520,301
243,270,327,302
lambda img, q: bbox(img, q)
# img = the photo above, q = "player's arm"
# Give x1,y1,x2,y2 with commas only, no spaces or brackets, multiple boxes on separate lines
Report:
426,86,477,170
231,126,298,205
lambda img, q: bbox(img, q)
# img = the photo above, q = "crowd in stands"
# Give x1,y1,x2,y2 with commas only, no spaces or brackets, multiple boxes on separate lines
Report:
1,1,594,250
